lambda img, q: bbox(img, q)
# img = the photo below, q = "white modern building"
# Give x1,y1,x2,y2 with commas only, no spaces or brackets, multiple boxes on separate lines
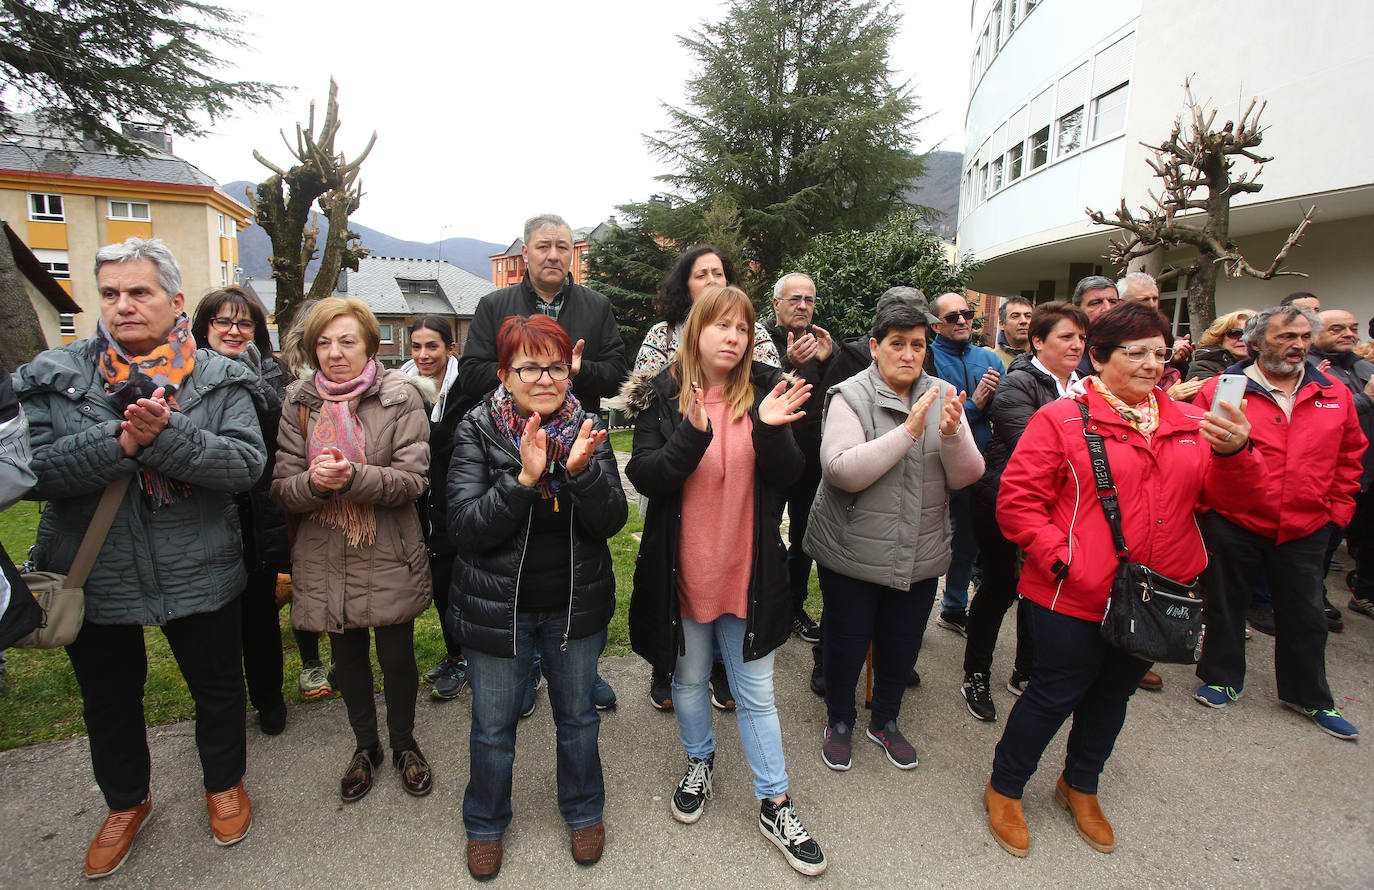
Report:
957,0,1374,332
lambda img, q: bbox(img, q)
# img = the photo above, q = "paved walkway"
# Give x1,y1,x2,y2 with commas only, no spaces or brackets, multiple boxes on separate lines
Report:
2,564,1372,888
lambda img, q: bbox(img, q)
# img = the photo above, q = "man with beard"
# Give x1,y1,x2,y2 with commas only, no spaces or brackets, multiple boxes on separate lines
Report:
1192,306,1365,740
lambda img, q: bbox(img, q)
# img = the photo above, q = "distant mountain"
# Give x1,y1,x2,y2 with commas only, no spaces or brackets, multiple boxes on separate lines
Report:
903,150,962,240
224,181,502,283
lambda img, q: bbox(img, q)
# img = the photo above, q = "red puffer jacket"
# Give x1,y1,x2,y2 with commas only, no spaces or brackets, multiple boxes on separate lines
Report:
997,386,1261,623
1194,362,1365,543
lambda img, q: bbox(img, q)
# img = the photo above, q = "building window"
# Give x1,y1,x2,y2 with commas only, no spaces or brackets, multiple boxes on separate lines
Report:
220,262,229,286
1056,107,1084,158
41,260,70,279
1025,0,1040,13
1007,0,1019,33
978,163,990,202
991,156,1004,192
109,200,151,221
991,2,1002,50
378,324,394,345
60,314,76,337
497,260,503,273
1092,82,1129,141
1028,126,1050,170
1006,143,1024,181
29,193,64,222
218,213,228,236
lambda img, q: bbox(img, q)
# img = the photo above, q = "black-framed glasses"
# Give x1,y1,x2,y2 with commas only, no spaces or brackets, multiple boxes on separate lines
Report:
1114,345,1171,363
512,363,571,383
781,294,817,306
941,309,977,324
210,316,256,334
1224,328,1244,339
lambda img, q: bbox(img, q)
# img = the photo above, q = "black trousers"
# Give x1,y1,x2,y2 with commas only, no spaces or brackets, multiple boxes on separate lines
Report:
66,596,247,810
430,553,462,657
240,565,285,712
991,598,1151,798
329,621,419,752
964,496,1032,678
1197,512,1333,709
820,566,936,729
785,471,822,611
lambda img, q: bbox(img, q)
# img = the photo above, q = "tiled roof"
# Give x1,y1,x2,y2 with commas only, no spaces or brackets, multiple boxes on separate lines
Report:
243,278,277,315
333,256,494,317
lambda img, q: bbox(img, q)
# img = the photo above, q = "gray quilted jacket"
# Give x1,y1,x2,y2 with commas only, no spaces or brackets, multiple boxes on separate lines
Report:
14,340,266,625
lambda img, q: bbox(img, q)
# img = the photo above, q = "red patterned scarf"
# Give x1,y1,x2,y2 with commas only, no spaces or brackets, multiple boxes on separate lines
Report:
309,359,378,547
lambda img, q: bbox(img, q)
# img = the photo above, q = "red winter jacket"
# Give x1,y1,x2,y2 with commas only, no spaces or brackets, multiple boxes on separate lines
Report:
997,386,1261,623
1194,362,1366,543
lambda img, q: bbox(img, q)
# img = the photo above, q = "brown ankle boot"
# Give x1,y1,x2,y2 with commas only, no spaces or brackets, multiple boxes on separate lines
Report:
1055,774,1115,853
984,781,1029,857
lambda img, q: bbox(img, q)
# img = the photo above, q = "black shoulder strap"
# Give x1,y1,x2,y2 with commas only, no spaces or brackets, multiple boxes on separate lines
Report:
1077,401,1130,562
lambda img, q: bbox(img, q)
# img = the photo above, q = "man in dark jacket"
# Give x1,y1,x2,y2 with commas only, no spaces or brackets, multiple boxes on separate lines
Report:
766,272,831,643
456,214,627,415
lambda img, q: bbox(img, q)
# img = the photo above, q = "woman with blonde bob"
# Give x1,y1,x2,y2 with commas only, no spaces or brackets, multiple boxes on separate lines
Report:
1186,309,1256,382
271,297,434,803
625,285,827,876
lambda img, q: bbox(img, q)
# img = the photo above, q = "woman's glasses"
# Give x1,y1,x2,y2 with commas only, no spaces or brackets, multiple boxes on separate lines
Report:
512,363,572,383
210,317,256,334
1113,346,1172,363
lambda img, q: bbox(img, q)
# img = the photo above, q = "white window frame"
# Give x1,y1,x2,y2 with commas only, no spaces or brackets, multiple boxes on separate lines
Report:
108,200,151,221
378,323,394,345
220,262,229,287
59,313,77,337
1055,106,1084,159
1091,82,1130,142
1006,142,1024,182
1027,126,1051,171
29,193,64,222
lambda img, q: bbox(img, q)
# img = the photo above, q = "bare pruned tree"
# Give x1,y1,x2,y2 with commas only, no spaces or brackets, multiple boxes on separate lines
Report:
1086,79,1313,330
248,79,375,334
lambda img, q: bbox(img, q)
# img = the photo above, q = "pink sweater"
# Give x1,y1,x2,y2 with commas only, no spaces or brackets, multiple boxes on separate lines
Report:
677,386,755,623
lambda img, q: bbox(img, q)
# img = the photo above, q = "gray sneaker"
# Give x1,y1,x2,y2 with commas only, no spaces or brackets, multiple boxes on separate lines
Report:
298,661,331,699
821,722,852,771
866,720,918,769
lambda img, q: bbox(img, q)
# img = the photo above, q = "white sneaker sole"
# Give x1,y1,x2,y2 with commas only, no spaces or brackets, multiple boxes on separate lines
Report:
961,687,997,722
865,728,918,770
85,805,152,880
671,799,706,824
759,821,827,876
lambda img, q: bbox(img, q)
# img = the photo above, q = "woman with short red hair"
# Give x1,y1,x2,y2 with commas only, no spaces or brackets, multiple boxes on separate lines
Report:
447,314,628,879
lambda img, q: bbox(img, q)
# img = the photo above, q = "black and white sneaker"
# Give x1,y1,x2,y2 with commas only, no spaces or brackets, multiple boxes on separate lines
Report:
1006,669,1029,697
936,610,968,636
961,673,996,722
709,661,736,711
671,753,714,824
793,611,821,643
759,796,826,876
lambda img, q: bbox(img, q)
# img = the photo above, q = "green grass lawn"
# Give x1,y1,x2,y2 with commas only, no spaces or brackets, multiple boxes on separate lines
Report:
609,428,633,454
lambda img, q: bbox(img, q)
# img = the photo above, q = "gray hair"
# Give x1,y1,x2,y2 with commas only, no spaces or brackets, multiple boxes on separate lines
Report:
998,295,1033,325
93,237,182,300
523,213,572,243
1071,275,1115,305
772,271,814,302
1242,305,1324,353
870,301,936,343
1116,271,1157,299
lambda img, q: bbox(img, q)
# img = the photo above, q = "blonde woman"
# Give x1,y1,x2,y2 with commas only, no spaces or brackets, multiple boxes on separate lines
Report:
1186,309,1256,381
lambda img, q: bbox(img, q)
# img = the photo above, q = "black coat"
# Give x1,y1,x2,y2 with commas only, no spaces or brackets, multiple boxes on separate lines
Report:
446,402,627,657
236,351,290,573
1186,345,1237,382
623,363,803,672
766,322,830,478
973,353,1061,505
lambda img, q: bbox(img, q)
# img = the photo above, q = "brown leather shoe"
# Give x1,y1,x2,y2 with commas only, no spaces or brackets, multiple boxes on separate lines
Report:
467,839,503,881
85,800,152,878
394,746,433,797
206,781,252,846
1055,774,1115,853
1138,669,1164,691
984,781,1029,857
341,745,383,803
570,821,606,865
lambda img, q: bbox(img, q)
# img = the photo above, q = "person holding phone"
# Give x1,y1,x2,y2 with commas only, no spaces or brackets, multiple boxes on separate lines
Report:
271,298,435,803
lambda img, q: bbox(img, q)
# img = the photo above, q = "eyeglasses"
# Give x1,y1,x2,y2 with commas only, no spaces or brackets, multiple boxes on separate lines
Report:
210,317,256,334
941,310,977,324
1224,328,1244,339
1113,346,1172,363
511,363,571,383
780,295,817,306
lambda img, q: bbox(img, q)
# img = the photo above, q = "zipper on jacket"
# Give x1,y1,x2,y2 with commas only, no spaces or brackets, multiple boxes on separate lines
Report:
563,501,575,651
512,513,532,657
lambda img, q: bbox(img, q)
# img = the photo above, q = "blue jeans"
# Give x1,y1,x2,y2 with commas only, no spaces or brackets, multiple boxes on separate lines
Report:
463,611,604,840
942,487,977,613
674,614,788,800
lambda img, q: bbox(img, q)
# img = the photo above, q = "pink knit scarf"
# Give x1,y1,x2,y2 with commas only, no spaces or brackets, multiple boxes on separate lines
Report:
308,359,377,546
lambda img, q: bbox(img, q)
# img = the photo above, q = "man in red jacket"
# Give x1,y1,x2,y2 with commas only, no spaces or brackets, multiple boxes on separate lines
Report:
1192,305,1366,740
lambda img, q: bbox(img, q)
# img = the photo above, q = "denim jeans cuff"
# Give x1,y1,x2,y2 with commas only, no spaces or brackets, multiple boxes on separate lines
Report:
566,813,604,831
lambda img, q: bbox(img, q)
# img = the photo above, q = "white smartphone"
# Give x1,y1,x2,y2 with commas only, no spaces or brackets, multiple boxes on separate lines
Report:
1213,373,1247,413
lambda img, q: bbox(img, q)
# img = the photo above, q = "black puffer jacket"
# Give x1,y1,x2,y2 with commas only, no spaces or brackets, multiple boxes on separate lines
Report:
973,353,1061,506
236,347,291,573
446,402,627,657
623,363,803,672
1186,345,1239,382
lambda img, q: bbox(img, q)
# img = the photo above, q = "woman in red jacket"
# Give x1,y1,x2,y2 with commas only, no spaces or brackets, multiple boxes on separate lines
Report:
984,302,1258,858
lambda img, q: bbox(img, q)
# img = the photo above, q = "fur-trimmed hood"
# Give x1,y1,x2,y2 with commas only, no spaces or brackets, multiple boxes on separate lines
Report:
617,363,800,420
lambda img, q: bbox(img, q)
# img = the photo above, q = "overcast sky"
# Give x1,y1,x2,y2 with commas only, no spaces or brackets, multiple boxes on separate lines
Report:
176,0,971,245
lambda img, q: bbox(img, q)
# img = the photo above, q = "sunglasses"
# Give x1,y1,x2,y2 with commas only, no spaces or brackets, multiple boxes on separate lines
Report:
941,310,977,324
1224,328,1244,339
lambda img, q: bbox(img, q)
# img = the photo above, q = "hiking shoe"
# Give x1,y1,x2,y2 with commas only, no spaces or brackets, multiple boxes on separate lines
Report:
671,753,714,824
962,674,996,722
84,800,151,878
821,722,852,771
759,796,827,876
1007,669,1029,697
709,661,735,711
206,781,252,846
866,721,918,769
592,674,617,711
936,610,968,636
1247,607,1275,636
907,668,921,688
1324,597,1345,633
430,656,468,701
809,645,825,697
793,610,821,643
298,661,331,699
649,669,673,711
520,665,541,718
1194,684,1242,708
1349,595,1374,619
1284,702,1359,740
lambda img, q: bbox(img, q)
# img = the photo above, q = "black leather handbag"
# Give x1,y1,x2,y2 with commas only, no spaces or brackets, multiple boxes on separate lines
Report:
1078,403,1205,663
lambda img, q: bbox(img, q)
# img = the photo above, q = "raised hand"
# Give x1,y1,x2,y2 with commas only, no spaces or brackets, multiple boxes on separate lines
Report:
516,412,550,487
758,378,812,426
812,325,834,361
686,382,710,432
1167,377,1204,402
1201,398,1251,456
1172,334,1195,363
570,339,586,378
903,386,940,438
786,330,819,367
939,388,966,436
971,368,1001,410
565,418,608,477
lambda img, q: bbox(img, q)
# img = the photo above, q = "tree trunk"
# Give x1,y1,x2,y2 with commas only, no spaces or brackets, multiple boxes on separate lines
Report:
0,236,51,369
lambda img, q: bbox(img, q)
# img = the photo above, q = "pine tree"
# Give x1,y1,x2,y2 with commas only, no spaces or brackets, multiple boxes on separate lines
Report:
582,216,673,359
